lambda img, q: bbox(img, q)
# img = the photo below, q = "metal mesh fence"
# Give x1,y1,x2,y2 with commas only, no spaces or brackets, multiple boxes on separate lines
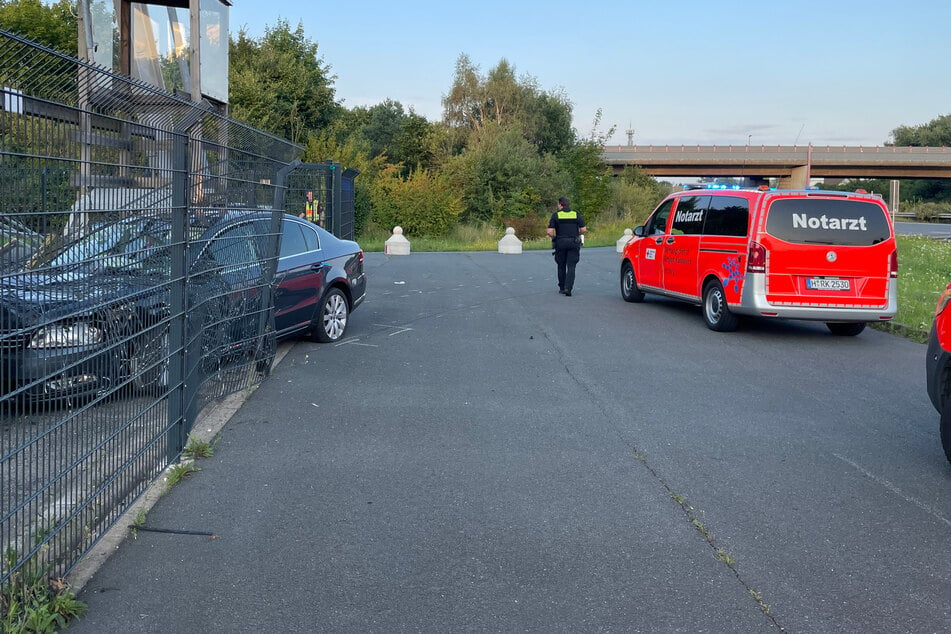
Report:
0,30,302,597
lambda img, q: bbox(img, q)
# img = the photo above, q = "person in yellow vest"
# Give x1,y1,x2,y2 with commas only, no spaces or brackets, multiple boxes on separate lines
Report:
299,190,324,227
546,196,587,296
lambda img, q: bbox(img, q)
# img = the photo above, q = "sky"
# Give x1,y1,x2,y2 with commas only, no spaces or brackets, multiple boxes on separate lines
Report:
229,0,951,148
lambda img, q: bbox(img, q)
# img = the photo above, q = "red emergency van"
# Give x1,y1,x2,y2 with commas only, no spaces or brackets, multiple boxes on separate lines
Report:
925,282,951,463
620,187,898,335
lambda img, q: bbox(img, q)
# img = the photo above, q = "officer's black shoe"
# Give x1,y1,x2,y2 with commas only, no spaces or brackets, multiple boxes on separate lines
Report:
564,289,572,297
559,288,567,294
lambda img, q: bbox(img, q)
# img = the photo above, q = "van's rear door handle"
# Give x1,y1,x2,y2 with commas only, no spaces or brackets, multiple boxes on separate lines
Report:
654,237,663,245
666,237,675,244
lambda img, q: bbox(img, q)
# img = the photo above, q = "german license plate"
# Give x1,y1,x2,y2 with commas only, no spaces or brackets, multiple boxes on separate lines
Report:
807,278,850,291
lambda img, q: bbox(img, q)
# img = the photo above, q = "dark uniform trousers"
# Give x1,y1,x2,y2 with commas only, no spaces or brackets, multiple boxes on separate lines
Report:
554,236,581,292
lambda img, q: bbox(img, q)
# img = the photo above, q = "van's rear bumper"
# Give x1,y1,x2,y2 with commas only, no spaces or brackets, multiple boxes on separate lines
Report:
733,273,898,322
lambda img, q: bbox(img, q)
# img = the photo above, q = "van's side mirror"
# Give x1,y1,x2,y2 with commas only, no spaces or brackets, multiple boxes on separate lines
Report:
633,225,645,237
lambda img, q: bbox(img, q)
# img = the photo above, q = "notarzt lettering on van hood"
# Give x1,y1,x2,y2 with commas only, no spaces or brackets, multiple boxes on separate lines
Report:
792,213,868,231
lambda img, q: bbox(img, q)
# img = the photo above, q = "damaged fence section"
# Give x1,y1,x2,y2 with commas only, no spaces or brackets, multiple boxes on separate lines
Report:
0,30,314,596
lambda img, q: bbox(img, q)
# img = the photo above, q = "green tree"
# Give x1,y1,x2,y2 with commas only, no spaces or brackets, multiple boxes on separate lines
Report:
559,139,612,222
305,131,389,236
0,0,76,55
352,100,437,172
443,122,566,223
889,114,951,202
605,166,672,223
522,89,574,156
229,20,338,143
890,113,951,147
441,54,575,155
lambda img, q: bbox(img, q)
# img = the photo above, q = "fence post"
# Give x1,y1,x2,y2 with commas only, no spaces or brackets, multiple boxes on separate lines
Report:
167,103,212,462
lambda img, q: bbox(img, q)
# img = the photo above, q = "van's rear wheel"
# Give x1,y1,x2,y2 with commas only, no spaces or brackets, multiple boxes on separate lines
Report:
702,280,738,332
826,322,866,336
620,261,645,303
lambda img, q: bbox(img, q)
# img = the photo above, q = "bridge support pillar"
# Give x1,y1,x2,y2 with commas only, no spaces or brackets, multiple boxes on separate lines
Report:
890,180,900,215
778,165,810,189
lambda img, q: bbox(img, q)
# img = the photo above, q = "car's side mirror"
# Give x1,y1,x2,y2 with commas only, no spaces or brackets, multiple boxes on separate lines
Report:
633,225,645,237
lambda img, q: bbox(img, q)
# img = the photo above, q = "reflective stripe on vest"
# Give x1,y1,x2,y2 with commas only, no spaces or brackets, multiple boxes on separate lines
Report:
555,210,580,237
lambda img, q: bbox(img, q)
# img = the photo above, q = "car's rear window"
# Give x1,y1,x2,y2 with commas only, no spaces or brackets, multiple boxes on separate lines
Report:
765,198,891,246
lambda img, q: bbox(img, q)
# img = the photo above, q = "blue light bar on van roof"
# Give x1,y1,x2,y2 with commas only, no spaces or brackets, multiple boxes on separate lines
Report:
684,183,745,190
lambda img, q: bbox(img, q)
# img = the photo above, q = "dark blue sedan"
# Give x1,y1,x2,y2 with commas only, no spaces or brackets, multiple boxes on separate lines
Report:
0,211,366,404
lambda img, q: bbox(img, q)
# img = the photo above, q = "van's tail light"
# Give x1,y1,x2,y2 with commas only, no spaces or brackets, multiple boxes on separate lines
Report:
358,250,364,266
936,283,951,316
888,249,898,279
747,241,767,273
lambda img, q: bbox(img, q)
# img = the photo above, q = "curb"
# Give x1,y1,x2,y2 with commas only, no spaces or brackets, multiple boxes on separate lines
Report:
67,342,295,592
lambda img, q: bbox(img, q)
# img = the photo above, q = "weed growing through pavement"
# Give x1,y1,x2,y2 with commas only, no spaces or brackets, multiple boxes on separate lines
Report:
716,548,735,565
130,509,147,540
182,434,218,459
1,545,87,633
164,461,201,492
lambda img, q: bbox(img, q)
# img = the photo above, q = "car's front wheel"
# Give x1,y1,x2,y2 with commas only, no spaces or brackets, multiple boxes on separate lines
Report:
826,322,866,336
310,288,349,343
620,261,645,303
702,280,738,332
131,325,169,394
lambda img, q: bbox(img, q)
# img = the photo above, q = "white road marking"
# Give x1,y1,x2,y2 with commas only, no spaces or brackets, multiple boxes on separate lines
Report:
834,453,951,527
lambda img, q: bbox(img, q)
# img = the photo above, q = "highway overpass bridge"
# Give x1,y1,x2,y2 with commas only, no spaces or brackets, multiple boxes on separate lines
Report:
601,144,951,205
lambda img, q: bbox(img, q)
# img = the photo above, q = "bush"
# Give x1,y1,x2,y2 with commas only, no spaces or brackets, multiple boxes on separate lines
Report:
500,215,547,240
907,201,951,222
369,166,463,237
603,175,671,226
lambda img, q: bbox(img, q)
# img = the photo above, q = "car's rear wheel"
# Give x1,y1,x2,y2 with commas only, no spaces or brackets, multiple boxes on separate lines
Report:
702,280,738,332
620,261,645,303
826,322,866,336
941,403,951,465
310,288,349,343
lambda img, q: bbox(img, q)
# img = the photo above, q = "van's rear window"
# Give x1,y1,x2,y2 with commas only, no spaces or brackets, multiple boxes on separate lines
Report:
765,198,891,246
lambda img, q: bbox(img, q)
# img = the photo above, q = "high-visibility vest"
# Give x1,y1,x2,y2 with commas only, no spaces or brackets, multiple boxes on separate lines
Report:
555,210,581,237
304,200,318,223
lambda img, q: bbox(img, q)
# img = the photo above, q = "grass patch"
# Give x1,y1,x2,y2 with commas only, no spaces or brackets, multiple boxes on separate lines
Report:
359,217,640,253
182,434,218,460
164,461,200,492
2,548,87,633
890,235,950,340
130,509,147,540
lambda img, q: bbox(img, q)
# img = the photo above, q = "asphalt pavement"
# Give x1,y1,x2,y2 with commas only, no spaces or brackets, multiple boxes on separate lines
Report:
895,220,951,239
67,247,951,632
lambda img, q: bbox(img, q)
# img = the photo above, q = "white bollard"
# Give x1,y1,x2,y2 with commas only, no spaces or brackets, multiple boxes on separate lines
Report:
498,226,522,254
616,228,634,253
385,226,411,255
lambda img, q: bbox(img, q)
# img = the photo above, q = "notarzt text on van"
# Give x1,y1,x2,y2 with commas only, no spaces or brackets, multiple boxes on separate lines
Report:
675,209,703,223
792,213,868,231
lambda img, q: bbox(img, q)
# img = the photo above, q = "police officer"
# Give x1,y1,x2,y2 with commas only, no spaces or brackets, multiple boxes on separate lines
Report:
547,196,587,296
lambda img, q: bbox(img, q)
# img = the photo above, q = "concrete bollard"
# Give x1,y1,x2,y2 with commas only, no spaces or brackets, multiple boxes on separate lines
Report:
617,228,634,253
385,226,411,255
498,227,522,254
